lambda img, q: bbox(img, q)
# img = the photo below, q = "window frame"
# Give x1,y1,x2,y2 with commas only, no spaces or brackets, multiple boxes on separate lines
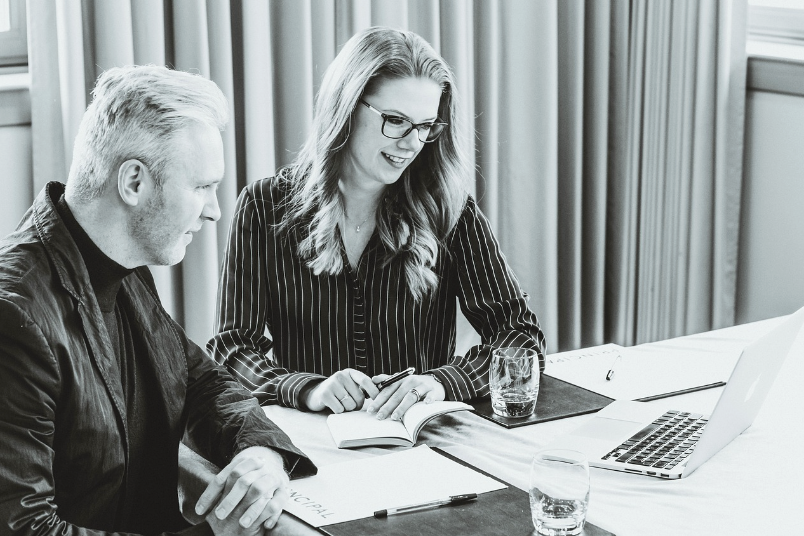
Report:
748,5,804,44
747,5,804,97
0,0,27,67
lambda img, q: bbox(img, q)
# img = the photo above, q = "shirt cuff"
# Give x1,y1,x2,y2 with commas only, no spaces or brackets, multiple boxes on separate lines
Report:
276,372,326,410
424,365,474,401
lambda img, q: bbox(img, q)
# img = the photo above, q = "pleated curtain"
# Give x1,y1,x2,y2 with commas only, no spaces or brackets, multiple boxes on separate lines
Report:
25,0,746,352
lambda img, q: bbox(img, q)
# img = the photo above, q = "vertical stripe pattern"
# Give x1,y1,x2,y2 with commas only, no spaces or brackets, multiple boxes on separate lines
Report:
208,173,546,408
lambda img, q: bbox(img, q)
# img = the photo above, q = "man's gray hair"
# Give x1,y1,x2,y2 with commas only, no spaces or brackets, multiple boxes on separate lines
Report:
66,65,228,202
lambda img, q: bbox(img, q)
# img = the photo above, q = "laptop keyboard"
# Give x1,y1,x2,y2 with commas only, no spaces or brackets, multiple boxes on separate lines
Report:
601,410,708,470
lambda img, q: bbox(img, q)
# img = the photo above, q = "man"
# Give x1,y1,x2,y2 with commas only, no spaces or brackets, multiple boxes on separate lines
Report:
0,65,316,535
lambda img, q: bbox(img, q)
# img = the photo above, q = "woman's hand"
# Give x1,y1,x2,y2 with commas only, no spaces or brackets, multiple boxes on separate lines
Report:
367,374,446,420
301,368,380,413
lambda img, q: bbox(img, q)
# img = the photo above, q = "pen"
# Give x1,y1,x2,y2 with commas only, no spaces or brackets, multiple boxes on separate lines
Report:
361,367,415,399
605,354,622,381
374,493,477,518
377,366,416,391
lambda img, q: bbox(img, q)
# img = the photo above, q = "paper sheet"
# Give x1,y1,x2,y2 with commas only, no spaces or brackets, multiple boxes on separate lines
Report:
283,445,506,527
545,343,741,401
546,343,624,365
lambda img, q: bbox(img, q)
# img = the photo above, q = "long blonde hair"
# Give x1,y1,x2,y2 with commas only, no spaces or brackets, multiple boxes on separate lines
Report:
279,27,471,301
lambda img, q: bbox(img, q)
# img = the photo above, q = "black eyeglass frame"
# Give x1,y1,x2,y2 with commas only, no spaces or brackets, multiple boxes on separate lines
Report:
358,99,448,143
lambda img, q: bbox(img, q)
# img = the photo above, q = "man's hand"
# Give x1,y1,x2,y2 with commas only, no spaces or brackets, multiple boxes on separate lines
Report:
367,374,446,420
195,446,289,534
302,368,379,413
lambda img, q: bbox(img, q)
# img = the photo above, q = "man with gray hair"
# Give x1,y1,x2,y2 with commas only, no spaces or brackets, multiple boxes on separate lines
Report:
0,65,316,535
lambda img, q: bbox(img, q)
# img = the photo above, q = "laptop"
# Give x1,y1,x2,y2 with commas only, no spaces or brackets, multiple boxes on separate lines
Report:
544,305,804,479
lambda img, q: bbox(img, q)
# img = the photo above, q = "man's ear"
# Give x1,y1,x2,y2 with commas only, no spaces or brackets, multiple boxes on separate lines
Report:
118,159,150,207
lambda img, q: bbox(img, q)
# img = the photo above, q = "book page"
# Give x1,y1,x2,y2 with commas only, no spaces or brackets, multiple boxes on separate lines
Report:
284,445,506,527
545,344,740,400
327,401,473,447
401,401,473,440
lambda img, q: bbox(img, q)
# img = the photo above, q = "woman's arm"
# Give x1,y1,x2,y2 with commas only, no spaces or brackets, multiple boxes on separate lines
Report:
207,183,325,409
430,197,546,401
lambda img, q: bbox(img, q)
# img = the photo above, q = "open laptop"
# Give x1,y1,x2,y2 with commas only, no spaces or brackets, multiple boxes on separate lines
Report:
544,305,804,479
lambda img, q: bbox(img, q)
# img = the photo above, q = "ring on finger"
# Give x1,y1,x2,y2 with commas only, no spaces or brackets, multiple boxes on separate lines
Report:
338,394,351,401
409,388,424,402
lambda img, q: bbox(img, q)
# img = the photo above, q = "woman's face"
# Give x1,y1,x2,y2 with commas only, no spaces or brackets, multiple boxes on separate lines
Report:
341,76,443,192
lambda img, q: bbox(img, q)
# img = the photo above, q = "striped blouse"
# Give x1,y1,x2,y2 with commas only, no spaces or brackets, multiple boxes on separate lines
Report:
208,173,546,409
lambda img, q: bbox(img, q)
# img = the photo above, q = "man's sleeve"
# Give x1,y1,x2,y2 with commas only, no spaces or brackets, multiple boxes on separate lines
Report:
181,327,317,479
0,298,218,535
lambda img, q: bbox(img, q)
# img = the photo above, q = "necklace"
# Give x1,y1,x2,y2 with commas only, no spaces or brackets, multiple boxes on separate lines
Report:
345,211,371,233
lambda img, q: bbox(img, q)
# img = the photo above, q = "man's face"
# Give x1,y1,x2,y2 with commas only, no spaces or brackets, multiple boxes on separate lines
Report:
130,123,224,266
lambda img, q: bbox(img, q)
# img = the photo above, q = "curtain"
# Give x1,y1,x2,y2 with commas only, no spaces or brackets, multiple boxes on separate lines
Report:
25,0,746,352
606,0,748,345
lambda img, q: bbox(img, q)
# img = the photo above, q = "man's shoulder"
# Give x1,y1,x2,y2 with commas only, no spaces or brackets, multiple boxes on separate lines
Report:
0,228,68,351
0,219,53,305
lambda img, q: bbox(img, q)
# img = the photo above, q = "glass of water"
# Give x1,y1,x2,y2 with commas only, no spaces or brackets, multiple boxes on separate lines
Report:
489,347,539,418
529,449,590,536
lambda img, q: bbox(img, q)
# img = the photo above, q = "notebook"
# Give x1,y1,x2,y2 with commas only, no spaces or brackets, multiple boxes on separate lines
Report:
327,401,473,447
544,305,804,479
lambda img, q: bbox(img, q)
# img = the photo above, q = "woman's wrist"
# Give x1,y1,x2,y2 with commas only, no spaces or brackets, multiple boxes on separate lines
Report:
422,373,446,402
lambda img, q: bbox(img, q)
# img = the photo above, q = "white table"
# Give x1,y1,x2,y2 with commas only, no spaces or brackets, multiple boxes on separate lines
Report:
182,316,804,535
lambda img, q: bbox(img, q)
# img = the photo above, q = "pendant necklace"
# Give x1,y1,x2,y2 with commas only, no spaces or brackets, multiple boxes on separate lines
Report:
346,211,371,233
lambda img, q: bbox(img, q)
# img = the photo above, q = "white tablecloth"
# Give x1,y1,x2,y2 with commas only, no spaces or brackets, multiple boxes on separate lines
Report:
262,316,804,536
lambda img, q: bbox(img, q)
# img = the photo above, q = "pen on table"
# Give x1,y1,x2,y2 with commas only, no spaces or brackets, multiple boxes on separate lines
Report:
374,493,478,518
605,354,622,381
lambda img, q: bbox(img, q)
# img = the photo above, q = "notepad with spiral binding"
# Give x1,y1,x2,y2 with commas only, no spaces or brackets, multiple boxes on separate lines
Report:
316,448,615,536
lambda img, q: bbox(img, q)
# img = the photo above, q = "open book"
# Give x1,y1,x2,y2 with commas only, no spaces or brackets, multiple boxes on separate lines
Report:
326,401,473,448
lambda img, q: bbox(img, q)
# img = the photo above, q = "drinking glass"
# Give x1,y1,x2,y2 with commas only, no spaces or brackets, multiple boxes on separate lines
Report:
529,449,590,536
489,347,539,418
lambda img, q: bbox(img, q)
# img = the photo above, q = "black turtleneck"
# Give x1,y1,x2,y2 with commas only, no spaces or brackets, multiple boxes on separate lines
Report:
55,195,164,531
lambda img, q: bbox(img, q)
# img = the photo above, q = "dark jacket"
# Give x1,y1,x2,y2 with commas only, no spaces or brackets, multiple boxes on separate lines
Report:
0,183,316,535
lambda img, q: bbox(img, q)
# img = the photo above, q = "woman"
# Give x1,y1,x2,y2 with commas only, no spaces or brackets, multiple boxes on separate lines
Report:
208,26,545,422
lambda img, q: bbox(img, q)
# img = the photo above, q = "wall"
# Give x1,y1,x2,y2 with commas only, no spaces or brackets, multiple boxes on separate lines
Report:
736,89,804,324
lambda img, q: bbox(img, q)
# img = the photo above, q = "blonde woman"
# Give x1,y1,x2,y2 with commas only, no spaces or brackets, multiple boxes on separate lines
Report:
209,26,545,422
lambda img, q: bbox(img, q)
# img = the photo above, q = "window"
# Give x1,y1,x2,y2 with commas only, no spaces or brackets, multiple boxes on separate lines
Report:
1,0,11,33
748,0,804,44
747,0,804,96
0,0,27,67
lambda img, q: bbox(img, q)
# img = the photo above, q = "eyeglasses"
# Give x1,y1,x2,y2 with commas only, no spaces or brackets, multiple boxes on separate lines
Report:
358,99,448,143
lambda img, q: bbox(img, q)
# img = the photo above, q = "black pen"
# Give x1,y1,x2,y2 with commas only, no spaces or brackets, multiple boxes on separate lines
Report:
605,354,622,381
374,493,477,518
361,367,415,399
377,366,415,391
